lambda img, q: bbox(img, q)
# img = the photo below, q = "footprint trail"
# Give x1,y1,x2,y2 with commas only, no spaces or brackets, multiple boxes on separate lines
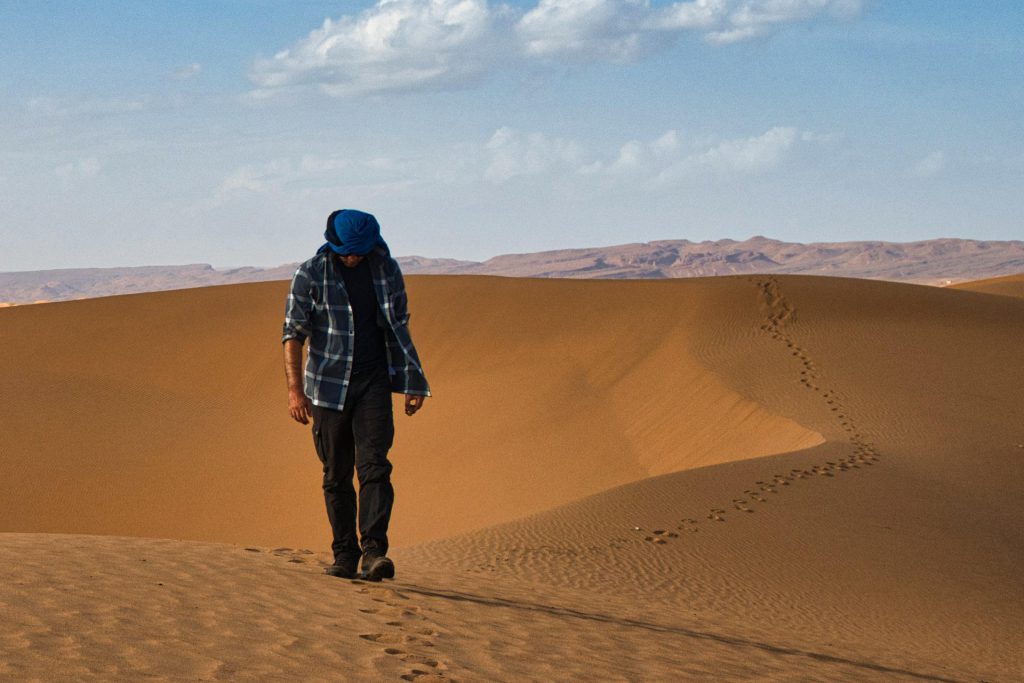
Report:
638,276,882,545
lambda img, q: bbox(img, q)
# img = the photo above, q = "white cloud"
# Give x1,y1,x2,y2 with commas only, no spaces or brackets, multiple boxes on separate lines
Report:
174,63,202,80
54,157,101,180
484,127,585,182
577,126,805,183
211,125,822,205
214,159,293,203
799,130,840,143
211,154,420,206
250,0,863,97
517,0,669,61
581,129,680,175
703,0,863,44
249,0,503,98
687,126,798,172
652,129,681,155
488,124,813,184
907,150,945,178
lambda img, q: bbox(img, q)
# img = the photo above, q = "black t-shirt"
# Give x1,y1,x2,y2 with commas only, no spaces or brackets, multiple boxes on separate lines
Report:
335,256,388,372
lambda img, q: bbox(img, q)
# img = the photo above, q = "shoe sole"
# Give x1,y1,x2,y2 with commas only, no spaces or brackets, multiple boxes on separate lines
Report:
323,566,358,580
362,558,395,582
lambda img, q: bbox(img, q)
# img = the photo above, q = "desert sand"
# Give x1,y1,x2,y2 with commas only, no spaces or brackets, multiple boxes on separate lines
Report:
952,272,1024,300
1,273,1022,681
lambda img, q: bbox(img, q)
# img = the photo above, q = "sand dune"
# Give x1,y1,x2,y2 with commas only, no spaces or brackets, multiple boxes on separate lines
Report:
2,274,1022,680
951,272,1024,299
0,276,819,549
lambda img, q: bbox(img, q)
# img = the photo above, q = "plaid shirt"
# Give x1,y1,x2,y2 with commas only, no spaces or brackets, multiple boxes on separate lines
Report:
282,246,431,410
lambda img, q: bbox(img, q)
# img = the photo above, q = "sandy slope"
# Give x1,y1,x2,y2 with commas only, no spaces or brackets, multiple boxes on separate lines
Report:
951,272,1024,299
398,275,1024,680
0,277,818,548
2,274,1023,681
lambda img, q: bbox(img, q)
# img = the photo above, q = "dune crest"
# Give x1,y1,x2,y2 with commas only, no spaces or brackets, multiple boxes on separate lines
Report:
951,271,1024,299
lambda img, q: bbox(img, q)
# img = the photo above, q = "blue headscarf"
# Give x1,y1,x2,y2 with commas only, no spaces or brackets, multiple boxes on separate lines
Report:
317,209,390,256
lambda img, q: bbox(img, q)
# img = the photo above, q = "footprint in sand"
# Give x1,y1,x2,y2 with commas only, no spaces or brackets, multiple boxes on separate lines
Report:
678,518,700,533
400,671,445,682
361,633,405,645
402,653,441,668
362,632,435,648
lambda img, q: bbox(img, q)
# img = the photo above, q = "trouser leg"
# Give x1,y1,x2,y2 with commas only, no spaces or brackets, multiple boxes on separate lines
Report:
352,365,396,558
311,404,360,566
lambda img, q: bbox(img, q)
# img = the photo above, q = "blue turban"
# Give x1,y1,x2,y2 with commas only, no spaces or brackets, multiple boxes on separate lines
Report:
317,209,389,256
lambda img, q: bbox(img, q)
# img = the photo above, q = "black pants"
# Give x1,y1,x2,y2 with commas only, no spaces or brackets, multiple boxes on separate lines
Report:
311,364,395,566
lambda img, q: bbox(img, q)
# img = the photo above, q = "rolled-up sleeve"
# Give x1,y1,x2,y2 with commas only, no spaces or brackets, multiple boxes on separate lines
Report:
282,266,313,344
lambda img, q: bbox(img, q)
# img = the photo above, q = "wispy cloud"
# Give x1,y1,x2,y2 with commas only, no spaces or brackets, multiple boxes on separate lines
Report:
907,150,946,178
558,126,808,183
210,125,826,206
484,127,585,182
581,130,681,175
55,157,101,181
173,62,202,80
660,126,800,180
701,0,863,45
249,0,864,97
211,154,416,206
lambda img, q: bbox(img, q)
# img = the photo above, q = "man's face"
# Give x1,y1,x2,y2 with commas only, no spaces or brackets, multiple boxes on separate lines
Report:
336,254,365,268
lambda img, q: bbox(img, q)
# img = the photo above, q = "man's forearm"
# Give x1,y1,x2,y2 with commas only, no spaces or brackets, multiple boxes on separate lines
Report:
283,339,305,391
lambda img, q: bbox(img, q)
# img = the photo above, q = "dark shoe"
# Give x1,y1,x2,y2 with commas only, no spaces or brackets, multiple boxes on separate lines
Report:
361,555,395,582
324,562,358,579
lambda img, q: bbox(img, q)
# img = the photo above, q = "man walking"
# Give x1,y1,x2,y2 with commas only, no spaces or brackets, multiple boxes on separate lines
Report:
282,209,430,581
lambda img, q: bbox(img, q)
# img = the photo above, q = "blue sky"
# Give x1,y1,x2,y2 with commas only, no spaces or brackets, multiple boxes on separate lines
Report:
1,0,1021,271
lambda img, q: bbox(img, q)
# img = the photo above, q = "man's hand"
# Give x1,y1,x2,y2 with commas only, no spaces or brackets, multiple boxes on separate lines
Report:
405,394,427,416
284,339,311,424
289,387,313,424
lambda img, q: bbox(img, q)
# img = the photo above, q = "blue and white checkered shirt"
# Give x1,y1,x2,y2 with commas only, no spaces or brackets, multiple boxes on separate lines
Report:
282,246,431,410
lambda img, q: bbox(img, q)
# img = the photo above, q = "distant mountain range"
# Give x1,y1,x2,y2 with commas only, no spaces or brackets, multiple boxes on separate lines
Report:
2,236,1023,305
